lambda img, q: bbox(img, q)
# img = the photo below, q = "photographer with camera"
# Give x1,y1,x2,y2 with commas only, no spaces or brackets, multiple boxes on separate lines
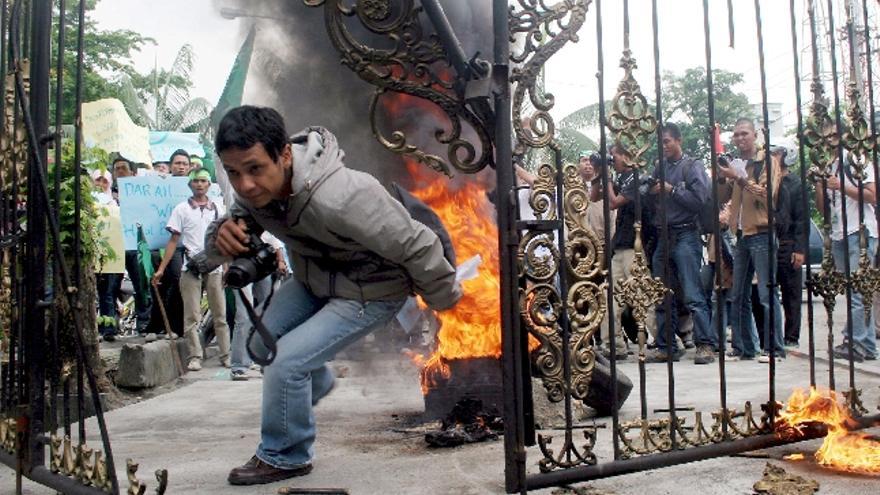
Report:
206,106,462,485
646,123,715,364
603,143,657,352
152,168,231,372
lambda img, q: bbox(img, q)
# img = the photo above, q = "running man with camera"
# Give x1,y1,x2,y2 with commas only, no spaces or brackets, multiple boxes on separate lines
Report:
152,168,232,372
205,106,462,486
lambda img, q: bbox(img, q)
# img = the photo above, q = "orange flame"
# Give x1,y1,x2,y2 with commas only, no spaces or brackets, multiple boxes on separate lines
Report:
778,387,880,474
405,160,501,392
380,90,539,394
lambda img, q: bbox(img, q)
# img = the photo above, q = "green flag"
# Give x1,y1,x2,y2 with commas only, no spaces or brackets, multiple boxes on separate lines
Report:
211,26,256,130
136,224,155,297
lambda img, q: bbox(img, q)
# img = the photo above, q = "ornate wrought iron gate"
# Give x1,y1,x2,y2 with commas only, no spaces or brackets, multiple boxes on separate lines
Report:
500,0,880,492
0,1,162,493
299,0,880,492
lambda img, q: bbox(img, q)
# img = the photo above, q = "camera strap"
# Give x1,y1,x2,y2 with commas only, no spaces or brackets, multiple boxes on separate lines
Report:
238,284,278,366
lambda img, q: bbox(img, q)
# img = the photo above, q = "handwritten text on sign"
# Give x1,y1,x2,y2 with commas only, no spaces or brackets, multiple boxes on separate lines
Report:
118,176,193,250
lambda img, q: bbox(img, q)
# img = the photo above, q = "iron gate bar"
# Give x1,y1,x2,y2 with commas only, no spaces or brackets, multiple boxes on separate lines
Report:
825,0,860,400
593,0,621,461
495,0,527,490
843,0,871,412
788,0,817,389
552,113,571,470
649,0,680,450
804,0,843,393
524,411,880,490
420,0,476,82
753,0,779,424
862,0,880,274
74,0,87,447
24,0,50,472
0,0,7,418
826,0,851,389
863,1,880,353
701,0,730,441
49,0,66,438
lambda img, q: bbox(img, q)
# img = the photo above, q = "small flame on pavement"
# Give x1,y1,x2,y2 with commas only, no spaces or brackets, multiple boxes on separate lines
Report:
777,387,880,474
782,453,805,461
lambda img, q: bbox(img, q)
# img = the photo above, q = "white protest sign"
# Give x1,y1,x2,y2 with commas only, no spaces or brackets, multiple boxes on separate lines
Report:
83,99,152,165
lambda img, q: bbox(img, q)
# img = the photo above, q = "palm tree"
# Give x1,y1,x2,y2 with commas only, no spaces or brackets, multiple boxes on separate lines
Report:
118,44,213,136
556,101,608,164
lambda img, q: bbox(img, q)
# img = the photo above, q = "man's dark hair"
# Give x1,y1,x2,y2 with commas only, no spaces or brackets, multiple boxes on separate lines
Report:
215,106,288,162
112,156,135,173
734,117,755,129
660,122,682,140
169,149,190,164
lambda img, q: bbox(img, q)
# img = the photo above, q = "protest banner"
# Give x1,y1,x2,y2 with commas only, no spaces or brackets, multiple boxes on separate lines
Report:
83,99,152,164
149,131,205,163
117,175,224,250
97,203,125,273
118,175,190,250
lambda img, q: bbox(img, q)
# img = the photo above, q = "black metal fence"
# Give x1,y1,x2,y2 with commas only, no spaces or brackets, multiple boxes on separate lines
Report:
0,1,163,493
502,0,880,492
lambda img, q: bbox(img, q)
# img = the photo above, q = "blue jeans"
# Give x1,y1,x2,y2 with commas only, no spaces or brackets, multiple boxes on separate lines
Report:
248,276,404,468
231,276,274,373
730,232,784,357
653,228,715,351
832,232,878,358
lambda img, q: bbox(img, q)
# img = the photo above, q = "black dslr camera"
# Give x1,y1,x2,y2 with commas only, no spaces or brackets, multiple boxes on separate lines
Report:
638,175,658,196
225,221,277,289
185,218,277,288
589,152,613,168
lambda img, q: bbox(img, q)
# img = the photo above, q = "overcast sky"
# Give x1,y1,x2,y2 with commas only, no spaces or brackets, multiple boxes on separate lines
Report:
92,0,242,105
92,0,876,137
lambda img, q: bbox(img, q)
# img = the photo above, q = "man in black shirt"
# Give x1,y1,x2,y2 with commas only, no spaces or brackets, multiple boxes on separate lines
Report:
605,143,656,353
775,151,806,347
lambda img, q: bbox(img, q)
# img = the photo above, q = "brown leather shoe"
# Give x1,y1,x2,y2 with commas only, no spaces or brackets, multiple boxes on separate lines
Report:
227,456,313,486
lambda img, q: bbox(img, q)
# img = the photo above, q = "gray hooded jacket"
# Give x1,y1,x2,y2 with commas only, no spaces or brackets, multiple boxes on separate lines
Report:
205,127,461,310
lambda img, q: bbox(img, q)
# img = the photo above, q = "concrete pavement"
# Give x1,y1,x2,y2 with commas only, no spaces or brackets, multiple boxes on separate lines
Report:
2,296,879,494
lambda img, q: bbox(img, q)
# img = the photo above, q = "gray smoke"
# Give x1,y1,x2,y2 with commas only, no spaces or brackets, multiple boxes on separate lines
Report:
216,0,493,188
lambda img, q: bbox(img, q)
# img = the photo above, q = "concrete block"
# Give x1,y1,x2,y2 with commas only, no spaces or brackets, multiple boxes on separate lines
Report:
116,340,182,389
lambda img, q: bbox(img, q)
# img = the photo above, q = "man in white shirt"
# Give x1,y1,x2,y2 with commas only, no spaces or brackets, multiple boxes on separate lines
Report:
153,168,231,371
815,157,878,361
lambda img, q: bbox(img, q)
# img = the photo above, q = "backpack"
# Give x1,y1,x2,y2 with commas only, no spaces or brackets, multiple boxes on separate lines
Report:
390,183,457,268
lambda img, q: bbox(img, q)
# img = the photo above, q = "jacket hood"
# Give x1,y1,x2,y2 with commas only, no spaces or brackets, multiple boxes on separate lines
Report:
286,126,346,223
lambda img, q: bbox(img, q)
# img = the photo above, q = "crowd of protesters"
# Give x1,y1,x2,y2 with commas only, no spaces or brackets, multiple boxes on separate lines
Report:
558,119,878,365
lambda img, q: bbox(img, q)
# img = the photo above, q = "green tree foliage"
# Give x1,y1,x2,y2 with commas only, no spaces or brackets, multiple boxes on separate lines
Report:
51,0,154,123
661,67,752,158
50,140,115,390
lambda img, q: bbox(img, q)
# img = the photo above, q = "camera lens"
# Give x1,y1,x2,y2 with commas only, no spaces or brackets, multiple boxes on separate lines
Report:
225,259,257,289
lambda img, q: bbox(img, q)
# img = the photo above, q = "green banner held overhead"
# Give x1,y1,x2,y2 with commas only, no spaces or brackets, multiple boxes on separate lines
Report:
211,26,256,130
